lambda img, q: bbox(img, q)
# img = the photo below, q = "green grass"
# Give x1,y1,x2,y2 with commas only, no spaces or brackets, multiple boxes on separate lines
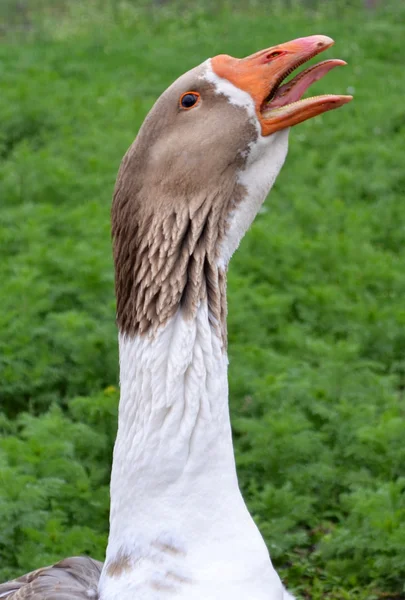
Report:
0,1,404,598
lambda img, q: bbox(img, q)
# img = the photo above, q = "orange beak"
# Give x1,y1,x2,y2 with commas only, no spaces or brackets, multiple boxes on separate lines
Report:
211,35,352,136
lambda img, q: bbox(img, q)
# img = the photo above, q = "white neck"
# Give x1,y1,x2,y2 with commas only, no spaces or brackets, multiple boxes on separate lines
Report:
99,302,286,599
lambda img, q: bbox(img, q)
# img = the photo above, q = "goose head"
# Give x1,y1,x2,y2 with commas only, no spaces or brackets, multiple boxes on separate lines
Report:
112,35,351,339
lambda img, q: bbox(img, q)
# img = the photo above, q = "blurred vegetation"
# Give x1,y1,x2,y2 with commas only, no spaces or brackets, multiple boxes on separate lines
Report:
0,0,404,598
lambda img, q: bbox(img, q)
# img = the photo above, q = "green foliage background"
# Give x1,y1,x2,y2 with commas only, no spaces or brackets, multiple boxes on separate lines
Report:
0,1,404,598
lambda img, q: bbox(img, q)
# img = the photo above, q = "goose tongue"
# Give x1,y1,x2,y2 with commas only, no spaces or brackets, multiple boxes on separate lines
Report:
211,35,352,136
267,59,347,108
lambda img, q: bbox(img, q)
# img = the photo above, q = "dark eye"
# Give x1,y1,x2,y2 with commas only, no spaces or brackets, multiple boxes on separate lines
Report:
180,91,200,110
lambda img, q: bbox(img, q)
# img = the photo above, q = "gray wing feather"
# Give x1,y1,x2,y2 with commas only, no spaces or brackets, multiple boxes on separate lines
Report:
0,557,103,600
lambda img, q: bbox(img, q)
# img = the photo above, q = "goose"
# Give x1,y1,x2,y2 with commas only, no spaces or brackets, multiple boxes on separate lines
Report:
0,34,351,600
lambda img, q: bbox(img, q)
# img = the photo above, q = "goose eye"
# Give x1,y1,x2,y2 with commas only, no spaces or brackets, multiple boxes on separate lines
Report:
180,92,200,110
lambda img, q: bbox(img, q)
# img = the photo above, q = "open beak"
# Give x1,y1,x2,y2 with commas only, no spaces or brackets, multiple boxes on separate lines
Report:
211,35,352,136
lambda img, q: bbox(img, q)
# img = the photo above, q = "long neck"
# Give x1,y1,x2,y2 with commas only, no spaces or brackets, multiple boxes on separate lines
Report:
100,128,291,599
108,300,238,540
100,299,279,599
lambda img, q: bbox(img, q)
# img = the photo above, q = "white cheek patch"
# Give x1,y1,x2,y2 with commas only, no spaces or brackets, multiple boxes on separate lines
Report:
217,129,289,269
200,60,290,269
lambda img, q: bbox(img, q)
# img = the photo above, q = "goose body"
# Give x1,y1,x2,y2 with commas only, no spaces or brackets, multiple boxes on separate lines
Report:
0,35,351,600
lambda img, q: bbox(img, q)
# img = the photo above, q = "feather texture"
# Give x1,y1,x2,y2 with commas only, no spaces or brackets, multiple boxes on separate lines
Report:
0,557,102,600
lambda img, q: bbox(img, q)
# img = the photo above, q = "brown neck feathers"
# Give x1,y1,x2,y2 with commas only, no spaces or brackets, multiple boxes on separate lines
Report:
112,166,234,345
